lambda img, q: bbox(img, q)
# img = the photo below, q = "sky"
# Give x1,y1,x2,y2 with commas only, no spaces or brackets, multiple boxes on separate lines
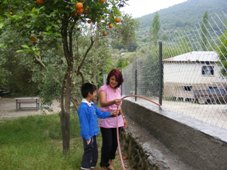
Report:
122,0,187,18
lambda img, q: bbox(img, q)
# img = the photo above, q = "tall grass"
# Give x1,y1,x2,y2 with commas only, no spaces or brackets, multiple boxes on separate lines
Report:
0,114,81,169
0,113,122,170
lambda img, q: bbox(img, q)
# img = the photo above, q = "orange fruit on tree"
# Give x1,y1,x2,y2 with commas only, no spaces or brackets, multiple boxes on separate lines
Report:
77,8,84,15
99,0,106,3
108,23,113,29
75,2,83,10
114,17,121,23
36,0,44,5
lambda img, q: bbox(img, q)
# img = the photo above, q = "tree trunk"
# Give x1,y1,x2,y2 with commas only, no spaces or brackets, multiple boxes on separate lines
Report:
60,67,73,153
60,16,74,153
59,16,94,153
60,108,70,153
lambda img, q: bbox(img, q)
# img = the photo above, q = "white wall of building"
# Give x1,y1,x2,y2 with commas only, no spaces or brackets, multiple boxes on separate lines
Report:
164,62,225,84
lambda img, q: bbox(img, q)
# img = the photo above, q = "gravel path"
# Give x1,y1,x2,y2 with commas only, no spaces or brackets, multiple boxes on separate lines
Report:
0,97,60,120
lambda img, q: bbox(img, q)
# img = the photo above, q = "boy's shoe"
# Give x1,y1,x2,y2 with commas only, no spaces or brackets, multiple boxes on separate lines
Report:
90,166,95,169
80,167,90,170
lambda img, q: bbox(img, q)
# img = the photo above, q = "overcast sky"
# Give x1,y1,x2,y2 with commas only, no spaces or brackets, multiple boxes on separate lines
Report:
122,0,187,18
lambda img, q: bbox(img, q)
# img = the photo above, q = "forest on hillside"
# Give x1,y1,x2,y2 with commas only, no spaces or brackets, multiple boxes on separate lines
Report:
136,0,227,43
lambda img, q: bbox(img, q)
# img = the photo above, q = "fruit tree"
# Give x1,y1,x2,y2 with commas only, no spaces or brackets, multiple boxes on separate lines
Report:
0,0,127,153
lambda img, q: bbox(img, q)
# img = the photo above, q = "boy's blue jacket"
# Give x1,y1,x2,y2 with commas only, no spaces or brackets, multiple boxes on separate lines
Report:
78,99,111,140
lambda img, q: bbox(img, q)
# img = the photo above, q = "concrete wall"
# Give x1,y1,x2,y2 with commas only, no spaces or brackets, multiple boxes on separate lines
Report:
122,100,227,170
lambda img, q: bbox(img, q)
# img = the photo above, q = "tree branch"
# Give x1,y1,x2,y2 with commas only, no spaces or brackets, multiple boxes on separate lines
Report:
34,55,47,70
69,21,77,58
77,70,85,85
76,37,95,74
71,97,79,110
60,72,68,114
61,15,71,66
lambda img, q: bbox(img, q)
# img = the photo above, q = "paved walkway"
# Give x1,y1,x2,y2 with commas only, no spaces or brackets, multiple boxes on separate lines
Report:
126,98,227,130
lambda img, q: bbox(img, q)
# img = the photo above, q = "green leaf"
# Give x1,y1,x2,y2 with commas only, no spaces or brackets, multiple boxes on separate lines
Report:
0,43,6,48
0,23,4,29
21,45,30,49
35,51,40,56
16,50,25,53
31,7,37,14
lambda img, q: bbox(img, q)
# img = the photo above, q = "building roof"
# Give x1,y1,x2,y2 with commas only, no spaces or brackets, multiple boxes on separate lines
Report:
163,51,219,63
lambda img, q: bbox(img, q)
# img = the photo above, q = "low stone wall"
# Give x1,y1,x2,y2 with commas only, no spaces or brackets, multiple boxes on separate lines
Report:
120,118,192,170
122,100,227,170
121,130,159,170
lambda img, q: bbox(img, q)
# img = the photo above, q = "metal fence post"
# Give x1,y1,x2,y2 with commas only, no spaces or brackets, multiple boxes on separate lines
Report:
159,41,163,106
135,64,137,101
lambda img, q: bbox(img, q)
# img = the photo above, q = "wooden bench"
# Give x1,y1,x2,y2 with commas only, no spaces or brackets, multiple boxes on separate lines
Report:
15,97,40,111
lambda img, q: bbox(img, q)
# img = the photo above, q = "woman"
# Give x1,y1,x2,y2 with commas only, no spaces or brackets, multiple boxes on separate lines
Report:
98,69,126,170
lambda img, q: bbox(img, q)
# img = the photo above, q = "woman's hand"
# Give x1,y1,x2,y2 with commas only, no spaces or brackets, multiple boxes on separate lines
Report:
123,117,127,128
114,99,122,106
99,91,121,107
111,110,120,117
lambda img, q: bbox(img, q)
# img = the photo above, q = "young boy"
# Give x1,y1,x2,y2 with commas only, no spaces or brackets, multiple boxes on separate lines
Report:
78,83,118,170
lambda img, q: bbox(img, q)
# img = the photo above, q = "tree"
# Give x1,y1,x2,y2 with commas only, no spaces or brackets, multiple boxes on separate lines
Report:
110,14,138,51
216,29,227,75
150,12,160,46
1,0,126,153
118,14,138,51
0,28,9,90
0,46,10,90
200,11,209,50
0,26,41,95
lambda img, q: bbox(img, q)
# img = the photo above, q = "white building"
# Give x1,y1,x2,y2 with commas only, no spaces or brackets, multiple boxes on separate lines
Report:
163,51,227,102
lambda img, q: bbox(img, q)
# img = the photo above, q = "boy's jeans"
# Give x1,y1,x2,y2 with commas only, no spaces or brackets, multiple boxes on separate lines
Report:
81,136,98,168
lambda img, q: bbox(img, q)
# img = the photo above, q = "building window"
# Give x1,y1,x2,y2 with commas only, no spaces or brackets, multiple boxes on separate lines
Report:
208,86,218,92
184,86,192,91
202,66,214,75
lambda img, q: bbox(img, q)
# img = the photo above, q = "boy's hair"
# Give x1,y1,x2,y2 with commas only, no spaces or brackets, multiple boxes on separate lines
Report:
81,83,97,98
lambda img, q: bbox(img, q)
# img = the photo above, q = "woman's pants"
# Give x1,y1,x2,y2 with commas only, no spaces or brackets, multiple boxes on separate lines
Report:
100,127,119,167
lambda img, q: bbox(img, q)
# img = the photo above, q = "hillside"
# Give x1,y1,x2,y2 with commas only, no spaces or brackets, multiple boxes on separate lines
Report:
136,0,227,43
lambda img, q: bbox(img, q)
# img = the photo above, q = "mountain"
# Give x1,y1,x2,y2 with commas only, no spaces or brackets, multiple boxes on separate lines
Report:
136,0,227,43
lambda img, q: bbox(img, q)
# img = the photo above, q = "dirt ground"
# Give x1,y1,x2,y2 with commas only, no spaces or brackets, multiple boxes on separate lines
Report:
0,97,61,120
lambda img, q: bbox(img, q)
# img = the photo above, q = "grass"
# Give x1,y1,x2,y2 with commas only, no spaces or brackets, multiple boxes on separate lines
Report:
0,114,122,170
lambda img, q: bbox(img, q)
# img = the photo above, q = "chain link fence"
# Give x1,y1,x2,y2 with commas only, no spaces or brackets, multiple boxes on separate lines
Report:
122,44,163,104
122,11,227,129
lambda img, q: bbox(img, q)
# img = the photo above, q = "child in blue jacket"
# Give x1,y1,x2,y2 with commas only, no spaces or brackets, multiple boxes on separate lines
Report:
78,82,118,170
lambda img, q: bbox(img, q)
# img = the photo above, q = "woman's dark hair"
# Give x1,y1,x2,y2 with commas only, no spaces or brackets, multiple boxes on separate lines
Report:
81,83,97,98
106,69,124,88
